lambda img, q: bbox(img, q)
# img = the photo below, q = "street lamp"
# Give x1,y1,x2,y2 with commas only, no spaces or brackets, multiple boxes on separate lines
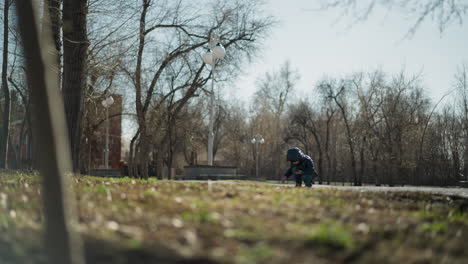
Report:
251,135,265,178
202,34,226,166
101,95,114,170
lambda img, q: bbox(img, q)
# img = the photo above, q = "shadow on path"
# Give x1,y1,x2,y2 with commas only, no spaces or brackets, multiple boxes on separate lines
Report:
0,231,218,264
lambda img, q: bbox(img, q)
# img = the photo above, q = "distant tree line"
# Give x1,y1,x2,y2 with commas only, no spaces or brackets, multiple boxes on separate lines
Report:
198,65,467,187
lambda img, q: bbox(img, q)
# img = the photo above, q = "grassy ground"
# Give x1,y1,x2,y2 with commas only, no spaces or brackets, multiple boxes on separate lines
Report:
1,172,467,264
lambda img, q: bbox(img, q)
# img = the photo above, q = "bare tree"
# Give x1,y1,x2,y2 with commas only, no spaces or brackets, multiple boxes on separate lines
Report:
433,106,463,184
322,0,468,36
287,102,324,183
120,0,272,178
284,106,312,154
354,71,385,185
156,65,209,176
125,0,202,178
455,65,468,181
219,101,250,169
254,61,298,117
319,79,360,185
252,61,299,178
5,22,34,169
8,68,33,169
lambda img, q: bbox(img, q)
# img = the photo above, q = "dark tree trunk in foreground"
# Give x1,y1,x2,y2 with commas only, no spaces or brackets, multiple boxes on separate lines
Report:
14,0,85,263
0,0,11,169
62,0,88,172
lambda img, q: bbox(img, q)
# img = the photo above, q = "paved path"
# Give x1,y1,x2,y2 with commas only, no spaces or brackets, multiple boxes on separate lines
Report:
209,180,468,199
316,184,468,199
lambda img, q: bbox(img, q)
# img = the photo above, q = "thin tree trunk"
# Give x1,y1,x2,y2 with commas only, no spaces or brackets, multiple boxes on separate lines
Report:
27,113,34,169
331,122,338,183
0,0,11,169
166,118,175,179
310,132,323,184
359,136,365,185
133,0,150,179
18,112,26,168
369,144,380,186
62,0,88,172
389,145,396,186
334,99,359,186
373,160,379,186
325,111,334,184
465,134,468,181
129,129,139,178
138,128,149,179
8,134,17,168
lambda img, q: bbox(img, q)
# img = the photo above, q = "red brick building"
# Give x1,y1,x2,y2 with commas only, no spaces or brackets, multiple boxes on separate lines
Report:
83,94,122,170
8,93,123,172
9,120,32,168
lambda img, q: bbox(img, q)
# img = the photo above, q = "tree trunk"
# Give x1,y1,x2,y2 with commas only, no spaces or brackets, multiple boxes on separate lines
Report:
8,135,17,168
373,160,379,186
137,122,149,179
166,119,175,179
310,132,323,184
132,0,150,179
0,0,11,169
331,123,338,183
335,99,358,186
15,1,85,263
9,81,32,169
465,135,468,181
325,111,333,184
129,129,139,178
359,136,366,185
138,137,149,179
62,0,88,172
45,0,62,77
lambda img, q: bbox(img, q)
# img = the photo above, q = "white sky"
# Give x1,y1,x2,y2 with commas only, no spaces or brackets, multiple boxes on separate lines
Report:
230,0,468,103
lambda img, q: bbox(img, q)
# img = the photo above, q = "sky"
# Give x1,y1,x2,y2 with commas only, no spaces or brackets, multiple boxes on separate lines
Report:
230,0,468,103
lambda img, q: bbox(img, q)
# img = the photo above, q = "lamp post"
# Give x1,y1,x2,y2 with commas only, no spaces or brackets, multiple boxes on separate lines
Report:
202,34,226,166
101,95,114,169
251,135,265,178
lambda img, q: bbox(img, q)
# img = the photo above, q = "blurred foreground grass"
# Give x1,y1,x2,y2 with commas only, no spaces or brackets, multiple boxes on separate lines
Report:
0,171,467,264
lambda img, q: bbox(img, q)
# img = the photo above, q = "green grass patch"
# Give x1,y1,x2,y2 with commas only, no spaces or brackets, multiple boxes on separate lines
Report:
95,184,109,194
237,243,276,264
421,221,448,234
181,210,220,223
305,221,354,250
448,210,468,223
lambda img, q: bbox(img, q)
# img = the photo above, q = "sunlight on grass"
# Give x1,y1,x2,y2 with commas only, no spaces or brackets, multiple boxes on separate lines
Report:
237,242,276,264
421,222,448,234
305,221,354,250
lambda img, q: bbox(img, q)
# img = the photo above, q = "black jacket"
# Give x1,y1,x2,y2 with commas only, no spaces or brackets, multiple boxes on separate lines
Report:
284,148,317,178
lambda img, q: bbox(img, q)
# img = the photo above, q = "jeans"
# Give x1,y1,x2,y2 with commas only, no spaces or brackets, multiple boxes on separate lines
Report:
295,174,313,187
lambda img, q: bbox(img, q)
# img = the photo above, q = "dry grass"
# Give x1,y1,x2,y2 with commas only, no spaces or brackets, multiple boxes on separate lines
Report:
1,172,467,264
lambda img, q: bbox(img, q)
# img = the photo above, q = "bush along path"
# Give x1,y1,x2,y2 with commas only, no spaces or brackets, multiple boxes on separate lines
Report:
0,172,467,264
